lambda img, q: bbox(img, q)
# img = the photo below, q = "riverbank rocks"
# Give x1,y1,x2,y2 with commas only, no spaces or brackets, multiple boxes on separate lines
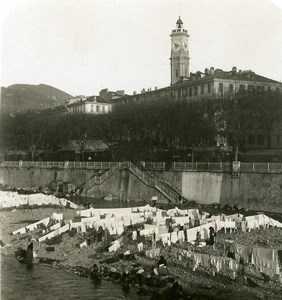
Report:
2,206,282,300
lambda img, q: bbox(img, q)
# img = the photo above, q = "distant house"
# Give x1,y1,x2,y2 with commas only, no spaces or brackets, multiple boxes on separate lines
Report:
37,88,128,118
67,96,112,114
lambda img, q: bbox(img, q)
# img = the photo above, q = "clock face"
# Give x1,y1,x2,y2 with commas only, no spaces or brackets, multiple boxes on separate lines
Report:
173,42,180,50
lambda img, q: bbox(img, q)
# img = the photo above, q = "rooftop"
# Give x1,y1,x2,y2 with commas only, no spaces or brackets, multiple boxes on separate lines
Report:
175,67,282,86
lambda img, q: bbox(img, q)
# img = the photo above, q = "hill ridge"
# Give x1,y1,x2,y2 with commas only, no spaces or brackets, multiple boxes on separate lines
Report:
1,83,73,114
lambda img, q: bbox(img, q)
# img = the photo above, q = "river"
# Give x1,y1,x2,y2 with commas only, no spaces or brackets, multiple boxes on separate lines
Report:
1,256,150,300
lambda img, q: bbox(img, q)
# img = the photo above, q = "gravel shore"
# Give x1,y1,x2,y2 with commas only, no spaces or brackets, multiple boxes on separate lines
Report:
1,207,282,300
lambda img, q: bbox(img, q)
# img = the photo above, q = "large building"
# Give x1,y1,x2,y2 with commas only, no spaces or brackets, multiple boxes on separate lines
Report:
114,66,281,106
114,18,281,106
112,17,282,155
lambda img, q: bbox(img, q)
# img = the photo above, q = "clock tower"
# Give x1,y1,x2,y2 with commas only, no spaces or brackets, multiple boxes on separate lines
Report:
170,17,190,85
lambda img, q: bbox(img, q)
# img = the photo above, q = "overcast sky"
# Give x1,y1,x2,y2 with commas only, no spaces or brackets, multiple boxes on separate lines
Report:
1,0,282,96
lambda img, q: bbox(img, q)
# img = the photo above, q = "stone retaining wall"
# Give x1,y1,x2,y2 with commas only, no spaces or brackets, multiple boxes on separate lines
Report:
1,166,282,212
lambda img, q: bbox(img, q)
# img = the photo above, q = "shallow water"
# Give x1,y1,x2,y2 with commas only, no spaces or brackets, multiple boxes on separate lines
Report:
1,256,150,300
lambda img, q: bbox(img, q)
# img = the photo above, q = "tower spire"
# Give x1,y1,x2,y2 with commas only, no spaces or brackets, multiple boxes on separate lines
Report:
170,17,190,85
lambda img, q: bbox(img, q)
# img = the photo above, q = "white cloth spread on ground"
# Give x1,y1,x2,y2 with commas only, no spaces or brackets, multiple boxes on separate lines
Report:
171,231,178,244
138,242,144,252
0,191,78,209
109,240,121,252
251,247,280,276
146,248,160,258
13,217,50,235
178,230,185,242
9,200,282,279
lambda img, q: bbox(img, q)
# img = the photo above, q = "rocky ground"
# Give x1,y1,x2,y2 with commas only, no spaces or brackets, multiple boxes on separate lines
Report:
1,206,282,300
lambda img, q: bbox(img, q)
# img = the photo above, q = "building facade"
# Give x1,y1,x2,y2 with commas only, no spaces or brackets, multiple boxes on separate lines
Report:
114,67,281,105
114,17,281,106
68,97,112,114
112,17,282,155
37,88,128,118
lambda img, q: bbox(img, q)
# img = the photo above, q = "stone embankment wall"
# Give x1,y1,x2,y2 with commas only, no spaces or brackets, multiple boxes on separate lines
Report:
0,167,93,190
220,173,282,213
181,172,223,205
86,171,166,202
0,166,281,212
150,171,282,212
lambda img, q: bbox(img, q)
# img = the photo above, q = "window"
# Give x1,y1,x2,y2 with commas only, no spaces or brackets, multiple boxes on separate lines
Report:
96,105,100,112
178,89,181,97
194,86,198,96
248,135,255,145
257,86,262,92
176,69,178,77
219,83,223,94
276,87,280,94
189,87,192,96
201,85,204,94
257,135,264,145
248,85,254,92
229,84,234,93
208,83,211,93
102,106,105,113
91,105,94,112
267,86,271,93
182,88,187,97
239,84,245,91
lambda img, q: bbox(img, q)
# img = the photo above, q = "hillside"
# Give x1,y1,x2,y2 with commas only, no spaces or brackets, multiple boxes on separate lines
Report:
1,84,73,114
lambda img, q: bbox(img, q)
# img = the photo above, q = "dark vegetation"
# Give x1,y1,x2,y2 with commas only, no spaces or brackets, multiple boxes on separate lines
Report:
1,91,281,162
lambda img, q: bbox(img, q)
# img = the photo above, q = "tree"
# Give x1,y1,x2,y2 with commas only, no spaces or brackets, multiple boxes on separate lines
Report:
0,114,17,152
11,115,47,161
177,101,217,161
216,92,256,161
250,91,282,149
113,102,161,160
94,113,123,160
43,117,71,152
65,114,97,161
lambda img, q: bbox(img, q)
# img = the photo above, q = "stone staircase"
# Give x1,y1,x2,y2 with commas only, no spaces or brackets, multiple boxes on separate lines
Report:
80,162,184,203
80,164,120,196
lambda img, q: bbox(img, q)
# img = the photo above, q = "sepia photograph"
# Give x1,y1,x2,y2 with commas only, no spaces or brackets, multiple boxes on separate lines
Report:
0,0,282,299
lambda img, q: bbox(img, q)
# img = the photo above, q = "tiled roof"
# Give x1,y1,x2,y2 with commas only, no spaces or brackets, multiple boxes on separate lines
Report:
172,69,281,88
96,96,112,103
213,70,281,84
68,96,112,106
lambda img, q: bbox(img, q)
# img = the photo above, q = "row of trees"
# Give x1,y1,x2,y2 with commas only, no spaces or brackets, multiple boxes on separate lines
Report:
1,91,281,161
217,91,282,160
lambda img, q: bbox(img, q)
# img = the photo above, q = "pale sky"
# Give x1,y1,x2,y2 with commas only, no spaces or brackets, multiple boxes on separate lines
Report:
1,0,282,96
